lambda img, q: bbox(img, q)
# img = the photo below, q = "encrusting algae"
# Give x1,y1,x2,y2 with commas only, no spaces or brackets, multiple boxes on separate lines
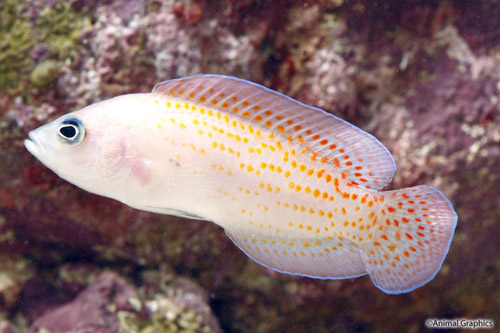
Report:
25,74,457,294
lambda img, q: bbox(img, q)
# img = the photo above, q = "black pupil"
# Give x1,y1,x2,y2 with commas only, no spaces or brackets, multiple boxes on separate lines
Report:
60,125,77,138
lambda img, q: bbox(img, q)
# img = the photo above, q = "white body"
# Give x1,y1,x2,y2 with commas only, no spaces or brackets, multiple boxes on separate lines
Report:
25,75,457,294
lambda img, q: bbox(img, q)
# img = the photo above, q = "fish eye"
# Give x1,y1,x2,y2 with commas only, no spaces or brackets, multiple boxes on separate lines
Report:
57,117,85,145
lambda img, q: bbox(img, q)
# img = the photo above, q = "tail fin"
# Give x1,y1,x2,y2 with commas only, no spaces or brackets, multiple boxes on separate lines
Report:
362,185,457,294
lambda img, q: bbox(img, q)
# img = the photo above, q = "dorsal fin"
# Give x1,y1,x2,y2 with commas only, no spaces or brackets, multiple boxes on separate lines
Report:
153,74,396,190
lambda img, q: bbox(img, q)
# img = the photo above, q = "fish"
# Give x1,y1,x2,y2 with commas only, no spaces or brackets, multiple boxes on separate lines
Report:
24,74,457,294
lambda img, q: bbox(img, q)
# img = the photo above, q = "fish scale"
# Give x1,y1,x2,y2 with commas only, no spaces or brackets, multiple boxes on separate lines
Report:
24,74,457,294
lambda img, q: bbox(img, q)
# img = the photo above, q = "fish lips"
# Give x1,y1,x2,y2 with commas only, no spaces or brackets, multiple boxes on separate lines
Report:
24,130,48,161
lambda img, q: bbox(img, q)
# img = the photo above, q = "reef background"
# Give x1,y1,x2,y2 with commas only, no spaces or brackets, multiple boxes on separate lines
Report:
1,0,499,332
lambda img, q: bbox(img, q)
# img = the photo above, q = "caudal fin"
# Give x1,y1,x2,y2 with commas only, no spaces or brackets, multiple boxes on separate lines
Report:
362,185,457,294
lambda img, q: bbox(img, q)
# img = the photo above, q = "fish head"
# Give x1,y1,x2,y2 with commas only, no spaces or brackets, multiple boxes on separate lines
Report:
24,95,150,197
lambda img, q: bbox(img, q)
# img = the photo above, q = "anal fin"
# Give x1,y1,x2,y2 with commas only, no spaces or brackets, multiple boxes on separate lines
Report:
225,229,368,279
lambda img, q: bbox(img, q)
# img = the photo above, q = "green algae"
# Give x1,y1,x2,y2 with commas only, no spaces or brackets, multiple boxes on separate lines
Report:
0,1,90,93
0,0,35,93
30,60,61,87
34,2,91,62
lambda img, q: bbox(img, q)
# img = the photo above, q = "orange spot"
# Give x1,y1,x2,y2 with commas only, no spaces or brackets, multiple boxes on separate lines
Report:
387,206,396,213
361,194,368,204
405,233,413,240
242,101,249,106
320,139,328,145
334,178,339,187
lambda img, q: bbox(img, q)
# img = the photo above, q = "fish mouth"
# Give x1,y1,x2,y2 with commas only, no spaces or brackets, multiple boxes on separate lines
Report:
24,131,40,157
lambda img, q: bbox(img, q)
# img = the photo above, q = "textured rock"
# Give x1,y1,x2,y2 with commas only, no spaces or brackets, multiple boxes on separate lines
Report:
29,272,136,332
28,270,221,333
